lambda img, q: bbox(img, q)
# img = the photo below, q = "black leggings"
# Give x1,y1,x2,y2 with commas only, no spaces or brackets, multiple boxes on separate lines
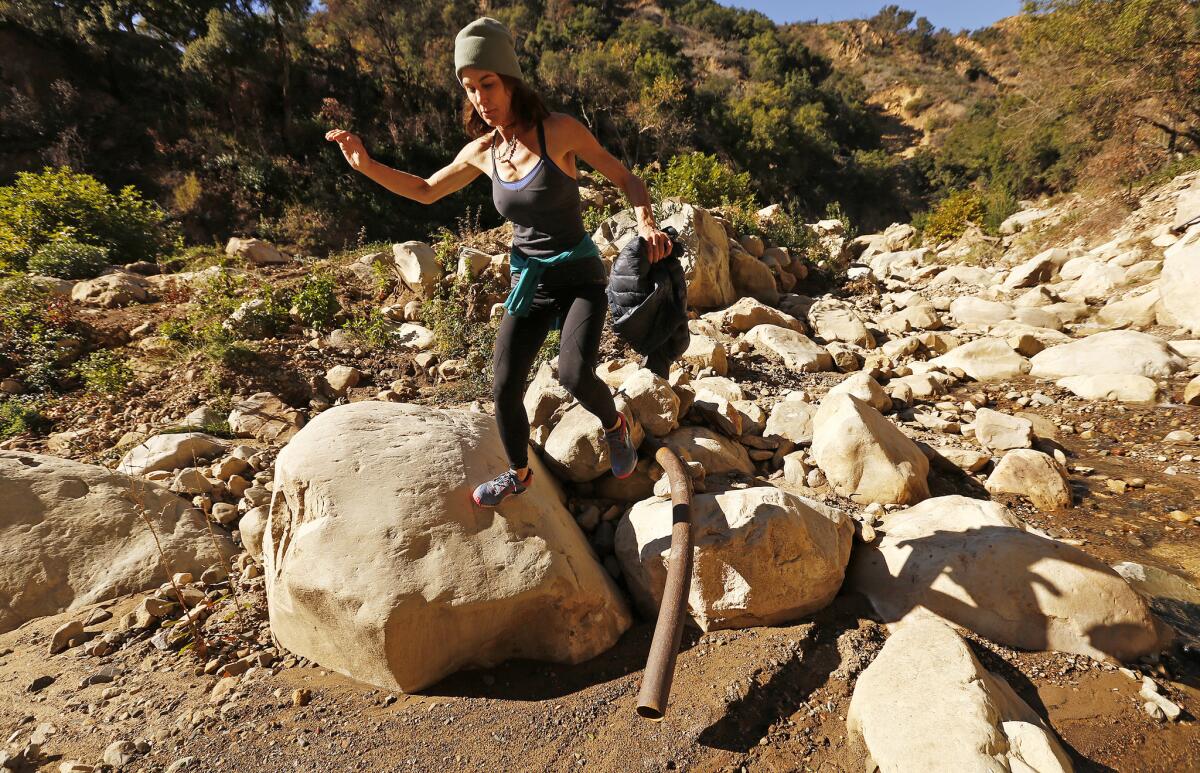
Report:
492,281,619,469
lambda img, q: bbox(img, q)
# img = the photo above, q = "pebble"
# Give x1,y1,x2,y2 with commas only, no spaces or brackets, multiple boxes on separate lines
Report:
27,675,55,693
102,740,137,767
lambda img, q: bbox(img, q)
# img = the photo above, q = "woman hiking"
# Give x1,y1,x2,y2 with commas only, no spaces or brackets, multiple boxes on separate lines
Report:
326,16,673,508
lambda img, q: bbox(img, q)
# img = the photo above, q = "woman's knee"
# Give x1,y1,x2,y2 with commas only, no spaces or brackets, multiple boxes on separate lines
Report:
558,362,599,398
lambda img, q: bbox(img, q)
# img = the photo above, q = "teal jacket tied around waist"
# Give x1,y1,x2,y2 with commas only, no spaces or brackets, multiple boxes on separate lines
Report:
503,233,601,318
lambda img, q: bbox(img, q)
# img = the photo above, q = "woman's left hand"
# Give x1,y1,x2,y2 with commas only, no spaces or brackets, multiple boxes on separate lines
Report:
638,224,672,264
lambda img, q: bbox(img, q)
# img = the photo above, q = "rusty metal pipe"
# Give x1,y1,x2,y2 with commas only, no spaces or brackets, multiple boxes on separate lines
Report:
635,443,694,721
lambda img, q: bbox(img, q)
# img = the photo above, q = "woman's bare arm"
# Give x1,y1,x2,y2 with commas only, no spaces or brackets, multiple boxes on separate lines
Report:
326,129,485,205
557,115,671,262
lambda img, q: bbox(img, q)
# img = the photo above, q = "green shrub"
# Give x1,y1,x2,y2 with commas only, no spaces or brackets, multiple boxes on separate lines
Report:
291,273,339,331
420,227,506,390
343,308,400,350
0,166,181,270
0,274,77,393
194,270,251,318
0,396,50,439
73,350,133,395
582,203,616,236
27,229,110,279
158,317,194,344
640,152,757,212
920,189,985,245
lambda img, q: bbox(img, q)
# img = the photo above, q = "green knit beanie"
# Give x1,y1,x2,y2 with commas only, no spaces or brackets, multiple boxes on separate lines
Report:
455,17,523,87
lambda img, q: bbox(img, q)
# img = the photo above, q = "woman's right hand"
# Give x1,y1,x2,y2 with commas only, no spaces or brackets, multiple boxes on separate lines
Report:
325,129,370,171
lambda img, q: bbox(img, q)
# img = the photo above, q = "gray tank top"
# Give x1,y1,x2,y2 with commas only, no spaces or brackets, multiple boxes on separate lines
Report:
492,120,605,287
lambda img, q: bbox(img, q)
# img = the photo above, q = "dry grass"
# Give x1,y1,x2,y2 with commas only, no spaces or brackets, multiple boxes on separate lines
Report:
127,477,209,659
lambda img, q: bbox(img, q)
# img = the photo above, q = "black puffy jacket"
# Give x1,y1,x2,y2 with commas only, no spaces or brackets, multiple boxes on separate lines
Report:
606,225,690,378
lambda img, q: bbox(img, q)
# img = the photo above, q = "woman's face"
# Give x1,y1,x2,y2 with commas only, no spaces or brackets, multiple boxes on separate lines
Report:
461,68,512,127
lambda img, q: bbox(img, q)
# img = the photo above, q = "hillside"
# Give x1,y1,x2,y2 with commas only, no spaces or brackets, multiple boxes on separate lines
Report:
2,161,1200,768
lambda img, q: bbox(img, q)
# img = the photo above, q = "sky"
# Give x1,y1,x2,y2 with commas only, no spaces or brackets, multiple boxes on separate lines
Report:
724,1,1025,32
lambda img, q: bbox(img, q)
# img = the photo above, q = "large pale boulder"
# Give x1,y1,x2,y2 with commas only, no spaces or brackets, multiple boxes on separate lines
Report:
659,426,754,475
1002,252,1058,290
396,323,435,351
658,201,737,309
825,372,892,413
226,236,288,265
392,241,443,298
680,335,728,376
264,402,631,693
927,265,995,289
70,271,149,307
616,369,679,437
1160,231,1200,333
849,496,1160,661
1096,286,1161,329
848,614,1073,773
228,392,305,444
972,408,1033,453
811,394,929,505
763,401,818,445
117,433,226,476
616,487,853,630
728,248,779,305
524,361,571,445
949,297,1013,326
876,302,941,335
542,402,644,483
1056,375,1161,404
0,452,233,633
807,298,875,348
930,339,1031,382
744,325,835,373
1029,331,1187,380
985,449,1072,510
702,297,805,335
1060,260,1126,304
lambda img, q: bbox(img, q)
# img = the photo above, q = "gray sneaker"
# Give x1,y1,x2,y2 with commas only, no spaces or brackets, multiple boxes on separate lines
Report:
472,468,532,507
604,412,638,479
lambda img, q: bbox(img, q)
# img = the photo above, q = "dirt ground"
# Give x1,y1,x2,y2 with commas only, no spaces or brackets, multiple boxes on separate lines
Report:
3,371,1200,772
4,262,1200,771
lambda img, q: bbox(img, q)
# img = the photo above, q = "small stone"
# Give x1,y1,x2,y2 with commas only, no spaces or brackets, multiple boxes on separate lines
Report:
293,688,312,707
59,762,94,773
27,675,54,693
49,620,84,654
164,758,196,773
84,608,112,626
1144,701,1166,721
210,676,239,704
102,740,137,768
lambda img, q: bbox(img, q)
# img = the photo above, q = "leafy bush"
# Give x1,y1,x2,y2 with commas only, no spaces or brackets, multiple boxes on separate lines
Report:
73,350,133,394
640,152,756,212
158,317,194,344
0,166,181,270
0,274,77,393
420,226,507,390
920,189,985,245
291,273,340,331
343,308,401,350
27,229,110,279
0,396,50,439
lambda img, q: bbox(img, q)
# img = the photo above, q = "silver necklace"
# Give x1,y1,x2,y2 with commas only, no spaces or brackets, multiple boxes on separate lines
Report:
496,126,520,164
